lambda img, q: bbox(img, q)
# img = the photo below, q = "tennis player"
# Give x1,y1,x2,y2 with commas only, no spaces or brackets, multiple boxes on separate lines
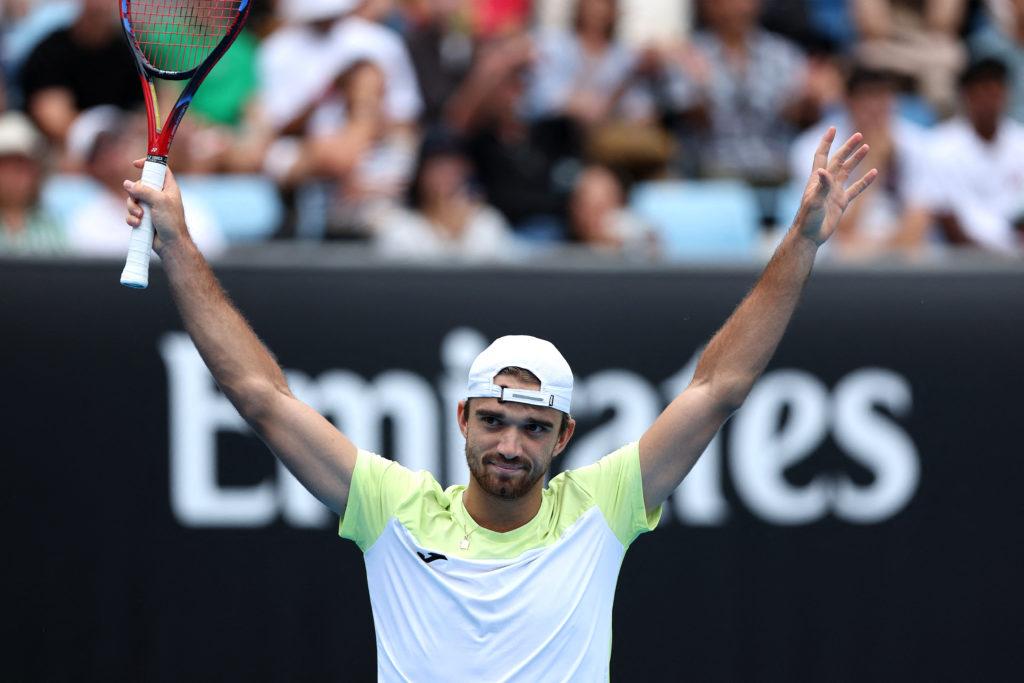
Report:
124,127,875,681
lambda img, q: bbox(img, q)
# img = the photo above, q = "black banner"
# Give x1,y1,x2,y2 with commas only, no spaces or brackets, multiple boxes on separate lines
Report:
2,258,1022,681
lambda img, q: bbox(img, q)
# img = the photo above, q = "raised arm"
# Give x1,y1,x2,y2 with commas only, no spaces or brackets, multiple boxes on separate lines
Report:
123,161,357,514
638,129,877,512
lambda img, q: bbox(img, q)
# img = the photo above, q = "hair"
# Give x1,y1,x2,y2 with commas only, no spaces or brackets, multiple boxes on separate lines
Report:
959,58,1009,88
466,366,571,436
845,66,898,97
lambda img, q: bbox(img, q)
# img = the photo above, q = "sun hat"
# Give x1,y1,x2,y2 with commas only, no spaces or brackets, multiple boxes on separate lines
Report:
282,0,357,23
466,336,573,414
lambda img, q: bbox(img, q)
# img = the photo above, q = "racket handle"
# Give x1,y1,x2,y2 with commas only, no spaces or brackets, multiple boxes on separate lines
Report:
120,159,168,289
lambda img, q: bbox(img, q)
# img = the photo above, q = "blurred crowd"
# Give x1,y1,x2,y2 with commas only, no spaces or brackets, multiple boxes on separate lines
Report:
3,0,1024,260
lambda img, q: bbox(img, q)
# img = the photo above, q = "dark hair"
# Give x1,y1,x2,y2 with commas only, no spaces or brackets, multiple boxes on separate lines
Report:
845,65,898,96
406,126,471,210
959,58,1009,88
466,365,571,435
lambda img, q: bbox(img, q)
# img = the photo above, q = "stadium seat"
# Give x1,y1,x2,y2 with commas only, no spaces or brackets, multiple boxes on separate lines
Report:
42,174,283,244
629,179,761,260
177,175,284,242
40,174,102,218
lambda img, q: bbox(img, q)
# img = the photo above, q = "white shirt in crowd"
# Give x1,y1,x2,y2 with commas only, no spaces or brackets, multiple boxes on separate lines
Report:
921,117,1024,253
371,204,518,261
790,114,931,246
67,191,225,258
259,14,422,132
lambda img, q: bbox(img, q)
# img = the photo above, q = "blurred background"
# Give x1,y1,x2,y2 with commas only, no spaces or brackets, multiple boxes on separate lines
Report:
2,1,1023,681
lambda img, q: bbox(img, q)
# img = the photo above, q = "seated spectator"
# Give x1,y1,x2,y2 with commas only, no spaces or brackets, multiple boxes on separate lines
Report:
535,0,693,49
0,111,65,254
18,0,140,145
527,0,655,126
448,33,583,238
970,0,1024,123
259,0,422,135
292,59,418,237
661,0,824,184
64,106,224,257
790,67,931,257
922,58,1024,254
370,129,517,259
853,0,968,117
568,165,657,258
402,0,475,126
528,0,673,179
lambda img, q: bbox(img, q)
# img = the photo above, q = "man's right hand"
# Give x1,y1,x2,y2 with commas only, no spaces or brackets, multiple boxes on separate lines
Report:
124,158,190,255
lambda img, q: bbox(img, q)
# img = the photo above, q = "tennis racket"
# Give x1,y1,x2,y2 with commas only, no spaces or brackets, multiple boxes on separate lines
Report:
119,0,252,289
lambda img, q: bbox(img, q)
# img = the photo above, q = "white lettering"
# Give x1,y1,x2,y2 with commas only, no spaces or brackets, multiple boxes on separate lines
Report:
731,370,831,525
831,369,919,523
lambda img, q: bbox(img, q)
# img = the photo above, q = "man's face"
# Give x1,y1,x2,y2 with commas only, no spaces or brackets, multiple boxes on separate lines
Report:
964,78,1007,132
458,374,574,500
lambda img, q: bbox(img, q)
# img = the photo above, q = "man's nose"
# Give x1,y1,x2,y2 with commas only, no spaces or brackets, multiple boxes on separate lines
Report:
496,427,525,459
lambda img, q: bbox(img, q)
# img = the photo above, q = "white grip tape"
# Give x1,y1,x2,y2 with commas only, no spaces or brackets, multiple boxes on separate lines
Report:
119,160,168,289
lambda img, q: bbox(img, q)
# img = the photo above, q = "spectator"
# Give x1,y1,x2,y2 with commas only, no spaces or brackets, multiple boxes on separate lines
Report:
259,0,421,134
296,60,418,237
853,0,968,117
370,128,517,259
970,0,1024,123
923,58,1024,254
64,106,224,257
534,0,693,49
568,165,656,257
527,0,654,126
402,0,475,126
661,0,823,184
18,0,140,145
0,111,65,254
448,33,582,238
789,67,931,257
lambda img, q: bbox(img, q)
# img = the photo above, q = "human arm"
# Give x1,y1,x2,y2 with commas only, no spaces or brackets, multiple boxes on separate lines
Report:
123,160,357,514
637,129,877,511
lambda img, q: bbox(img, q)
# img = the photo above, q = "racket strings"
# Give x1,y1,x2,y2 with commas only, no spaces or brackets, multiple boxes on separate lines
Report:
129,0,241,73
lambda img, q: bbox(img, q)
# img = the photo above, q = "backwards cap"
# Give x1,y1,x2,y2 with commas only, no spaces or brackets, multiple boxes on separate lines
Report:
466,335,573,414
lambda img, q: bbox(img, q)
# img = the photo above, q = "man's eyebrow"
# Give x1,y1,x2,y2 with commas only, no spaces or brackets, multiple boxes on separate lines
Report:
475,408,555,429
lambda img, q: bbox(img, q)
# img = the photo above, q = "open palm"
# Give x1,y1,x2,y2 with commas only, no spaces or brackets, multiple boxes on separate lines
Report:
796,127,878,246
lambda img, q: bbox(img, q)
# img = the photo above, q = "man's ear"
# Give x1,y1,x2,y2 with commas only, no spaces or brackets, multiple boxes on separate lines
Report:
457,400,469,439
553,417,576,457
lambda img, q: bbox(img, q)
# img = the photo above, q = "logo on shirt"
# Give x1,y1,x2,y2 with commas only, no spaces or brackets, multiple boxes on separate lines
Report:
416,551,448,564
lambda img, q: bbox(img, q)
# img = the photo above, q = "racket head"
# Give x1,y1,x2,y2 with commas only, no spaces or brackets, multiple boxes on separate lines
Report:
120,0,252,155
120,0,251,80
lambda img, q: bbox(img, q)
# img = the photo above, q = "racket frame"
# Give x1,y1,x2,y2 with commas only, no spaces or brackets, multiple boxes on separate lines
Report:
117,0,252,288
120,0,252,158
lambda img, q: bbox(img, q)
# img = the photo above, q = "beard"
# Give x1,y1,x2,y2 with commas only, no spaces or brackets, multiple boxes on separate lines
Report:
465,437,551,500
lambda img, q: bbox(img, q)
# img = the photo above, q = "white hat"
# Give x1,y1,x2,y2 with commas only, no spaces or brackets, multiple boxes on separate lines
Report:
281,0,357,23
466,336,574,414
0,112,45,159
65,105,123,165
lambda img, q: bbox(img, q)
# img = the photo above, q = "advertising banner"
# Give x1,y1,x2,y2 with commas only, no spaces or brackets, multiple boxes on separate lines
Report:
3,260,1022,680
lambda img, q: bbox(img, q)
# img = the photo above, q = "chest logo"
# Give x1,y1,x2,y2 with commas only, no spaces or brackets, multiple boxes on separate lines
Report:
416,551,448,564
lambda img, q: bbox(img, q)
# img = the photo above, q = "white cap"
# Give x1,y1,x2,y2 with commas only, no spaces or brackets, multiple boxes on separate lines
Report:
65,105,123,165
0,112,45,159
466,336,573,414
281,0,356,23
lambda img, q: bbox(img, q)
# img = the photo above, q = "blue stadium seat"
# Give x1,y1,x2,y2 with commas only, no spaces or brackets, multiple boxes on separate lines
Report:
629,180,761,260
42,174,283,244
177,175,283,242
40,174,102,218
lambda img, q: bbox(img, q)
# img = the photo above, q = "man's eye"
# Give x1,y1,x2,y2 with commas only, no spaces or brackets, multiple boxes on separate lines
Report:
481,416,499,426
525,423,547,434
